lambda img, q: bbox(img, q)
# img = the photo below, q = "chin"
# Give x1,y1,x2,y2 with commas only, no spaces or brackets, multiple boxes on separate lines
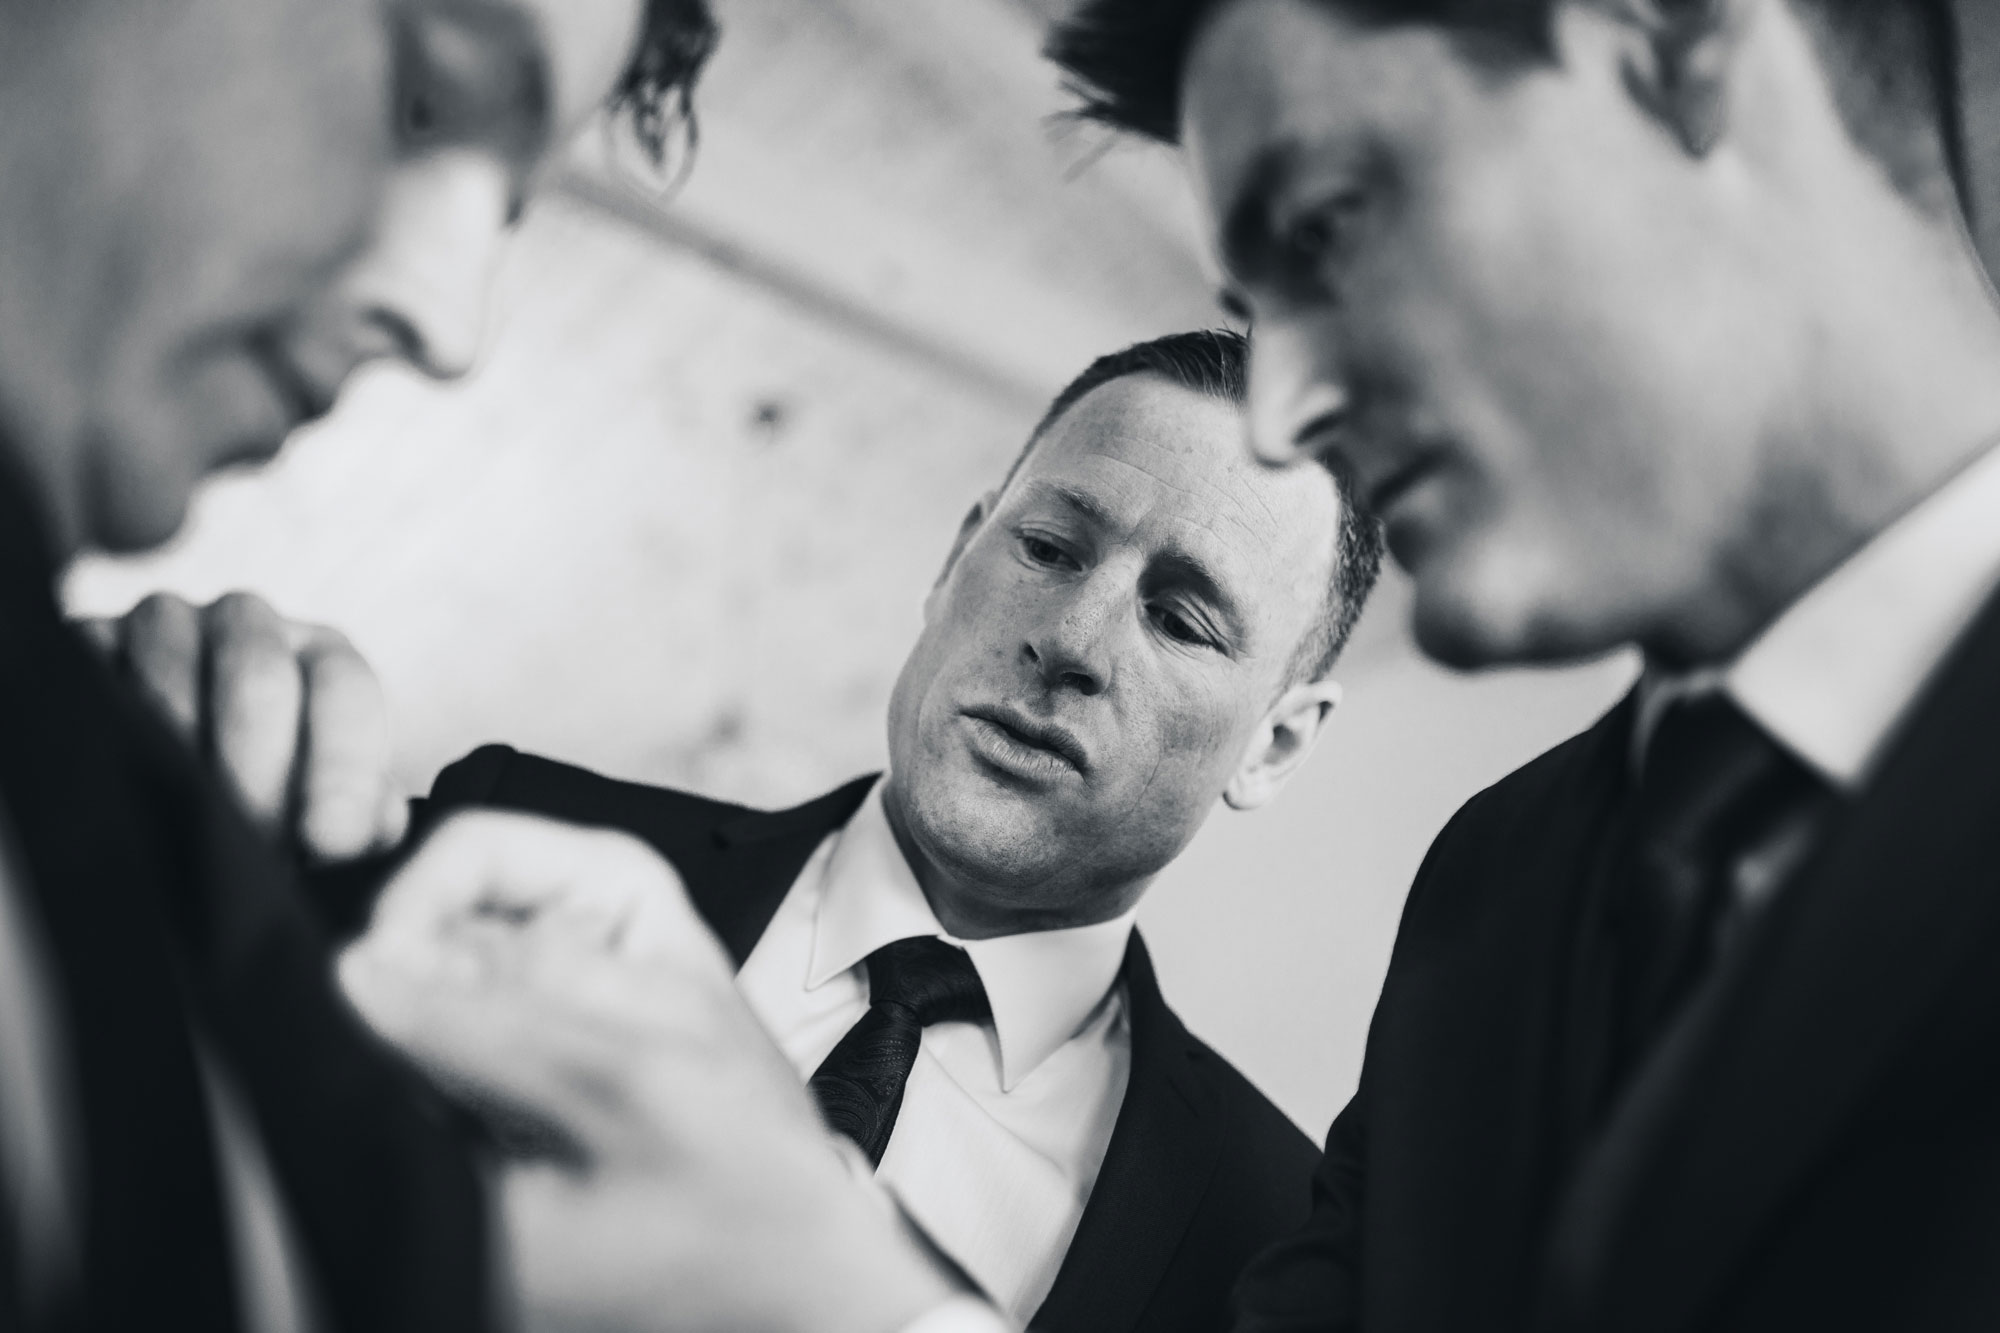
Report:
904,768,1064,888
1408,543,1629,671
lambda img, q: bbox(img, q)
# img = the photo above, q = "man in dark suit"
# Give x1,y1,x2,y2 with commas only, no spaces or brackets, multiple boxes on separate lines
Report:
0,3,738,1330
1032,0,2000,1329
136,329,1386,1331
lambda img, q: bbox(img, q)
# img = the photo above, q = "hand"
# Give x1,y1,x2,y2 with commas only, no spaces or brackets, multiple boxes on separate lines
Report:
340,811,963,1333
83,590,406,862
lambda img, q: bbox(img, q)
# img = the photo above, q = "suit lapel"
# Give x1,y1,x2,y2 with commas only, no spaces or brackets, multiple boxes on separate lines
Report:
1540,591,2000,1333
1032,933,1221,1333
698,774,878,966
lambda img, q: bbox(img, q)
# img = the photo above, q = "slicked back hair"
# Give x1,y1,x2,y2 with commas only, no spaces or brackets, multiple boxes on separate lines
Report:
999,329,1386,683
1046,0,1969,219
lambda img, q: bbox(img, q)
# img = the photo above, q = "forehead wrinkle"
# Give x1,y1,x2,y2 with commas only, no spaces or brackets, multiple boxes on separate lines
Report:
1096,452,1308,655
1090,445,1278,548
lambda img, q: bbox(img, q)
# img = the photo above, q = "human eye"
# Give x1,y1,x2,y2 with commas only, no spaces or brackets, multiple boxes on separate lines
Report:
1017,530,1081,572
1149,600,1220,650
1276,189,1369,279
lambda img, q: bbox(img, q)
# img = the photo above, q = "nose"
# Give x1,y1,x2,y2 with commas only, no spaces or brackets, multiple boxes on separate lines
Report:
1023,574,1122,697
1247,319,1349,468
333,151,513,380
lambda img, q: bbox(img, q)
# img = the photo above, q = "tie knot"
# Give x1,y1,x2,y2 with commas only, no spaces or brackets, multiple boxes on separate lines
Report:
1638,693,1818,857
863,936,991,1028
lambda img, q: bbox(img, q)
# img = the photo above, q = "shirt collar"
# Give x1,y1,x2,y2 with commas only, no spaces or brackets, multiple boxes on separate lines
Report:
806,778,1136,1092
1635,439,2000,791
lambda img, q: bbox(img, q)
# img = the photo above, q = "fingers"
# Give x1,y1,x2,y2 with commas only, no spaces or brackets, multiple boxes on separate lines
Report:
338,954,642,1156
296,626,403,861
204,591,305,830
118,591,205,740
99,589,403,860
353,811,721,984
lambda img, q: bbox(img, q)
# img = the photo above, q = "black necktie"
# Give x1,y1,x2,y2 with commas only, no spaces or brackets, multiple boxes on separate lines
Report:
1604,692,1835,1092
807,936,992,1166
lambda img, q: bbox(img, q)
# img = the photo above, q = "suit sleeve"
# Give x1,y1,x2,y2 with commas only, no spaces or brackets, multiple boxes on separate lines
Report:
1225,786,1498,1332
1226,1090,1366,1332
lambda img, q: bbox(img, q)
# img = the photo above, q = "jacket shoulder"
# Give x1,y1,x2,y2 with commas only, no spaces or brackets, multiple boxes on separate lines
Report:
1392,695,1634,936
1440,702,1627,847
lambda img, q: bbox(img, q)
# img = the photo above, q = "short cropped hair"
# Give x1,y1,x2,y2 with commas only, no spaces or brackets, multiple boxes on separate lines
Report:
1047,0,1968,217
608,0,721,172
1000,330,1386,683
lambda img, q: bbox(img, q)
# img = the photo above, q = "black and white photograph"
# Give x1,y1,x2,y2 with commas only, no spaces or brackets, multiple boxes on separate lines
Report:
2,1,1998,1330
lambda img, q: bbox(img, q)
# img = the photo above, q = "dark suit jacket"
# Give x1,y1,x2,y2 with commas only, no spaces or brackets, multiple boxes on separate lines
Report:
0,463,490,1332
1232,591,2000,1333
412,747,1321,1333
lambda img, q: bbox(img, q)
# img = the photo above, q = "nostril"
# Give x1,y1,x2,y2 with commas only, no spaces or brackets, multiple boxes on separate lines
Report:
363,307,425,364
1062,671,1103,697
363,305,473,381
1293,404,1348,453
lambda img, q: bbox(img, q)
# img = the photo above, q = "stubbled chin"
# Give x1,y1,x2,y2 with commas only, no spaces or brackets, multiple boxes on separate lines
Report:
1410,565,1637,671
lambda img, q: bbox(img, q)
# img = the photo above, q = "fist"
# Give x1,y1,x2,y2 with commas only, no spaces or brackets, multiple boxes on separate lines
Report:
339,810,963,1333
84,590,406,862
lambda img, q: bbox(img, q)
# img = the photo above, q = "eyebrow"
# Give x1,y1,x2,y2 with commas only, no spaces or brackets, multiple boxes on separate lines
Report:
1022,479,1126,533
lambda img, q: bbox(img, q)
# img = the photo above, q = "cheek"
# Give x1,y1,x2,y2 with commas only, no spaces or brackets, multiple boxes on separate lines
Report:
896,573,1019,740
1107,670,1250,817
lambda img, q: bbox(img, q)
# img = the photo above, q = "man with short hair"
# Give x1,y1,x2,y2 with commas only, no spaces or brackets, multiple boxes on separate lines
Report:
1040,0,2000,1328
0,2,731,1328
140,328,1386,1332
370,0,2000,1330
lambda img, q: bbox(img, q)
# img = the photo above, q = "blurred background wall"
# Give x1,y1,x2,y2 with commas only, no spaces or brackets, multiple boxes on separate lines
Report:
65,0,1640,1136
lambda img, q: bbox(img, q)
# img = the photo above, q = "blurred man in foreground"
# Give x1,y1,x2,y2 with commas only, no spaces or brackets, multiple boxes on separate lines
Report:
348,0,2000,1330
0,2,823,1329
125,329,1385,1330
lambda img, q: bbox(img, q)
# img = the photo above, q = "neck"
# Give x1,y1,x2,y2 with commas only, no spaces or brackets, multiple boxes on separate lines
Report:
877,779,1147,941
1649,218,2000,668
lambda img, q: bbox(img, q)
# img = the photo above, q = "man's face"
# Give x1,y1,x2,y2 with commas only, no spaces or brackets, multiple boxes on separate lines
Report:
1182,0,1803,668
0,0,642,555
885,374,1340,924
281,0,645,404
0,0,392,551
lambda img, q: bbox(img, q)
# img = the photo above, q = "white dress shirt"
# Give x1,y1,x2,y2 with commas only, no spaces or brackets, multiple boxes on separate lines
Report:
1636,439,2000,790
736,778,1135,1324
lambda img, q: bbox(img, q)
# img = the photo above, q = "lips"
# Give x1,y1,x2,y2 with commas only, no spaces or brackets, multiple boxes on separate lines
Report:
961,704,1089,778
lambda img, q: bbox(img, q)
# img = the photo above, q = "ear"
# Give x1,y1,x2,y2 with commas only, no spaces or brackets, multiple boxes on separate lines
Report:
1222,677,1342,812
922,491,997,622
1590,0,1754,157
